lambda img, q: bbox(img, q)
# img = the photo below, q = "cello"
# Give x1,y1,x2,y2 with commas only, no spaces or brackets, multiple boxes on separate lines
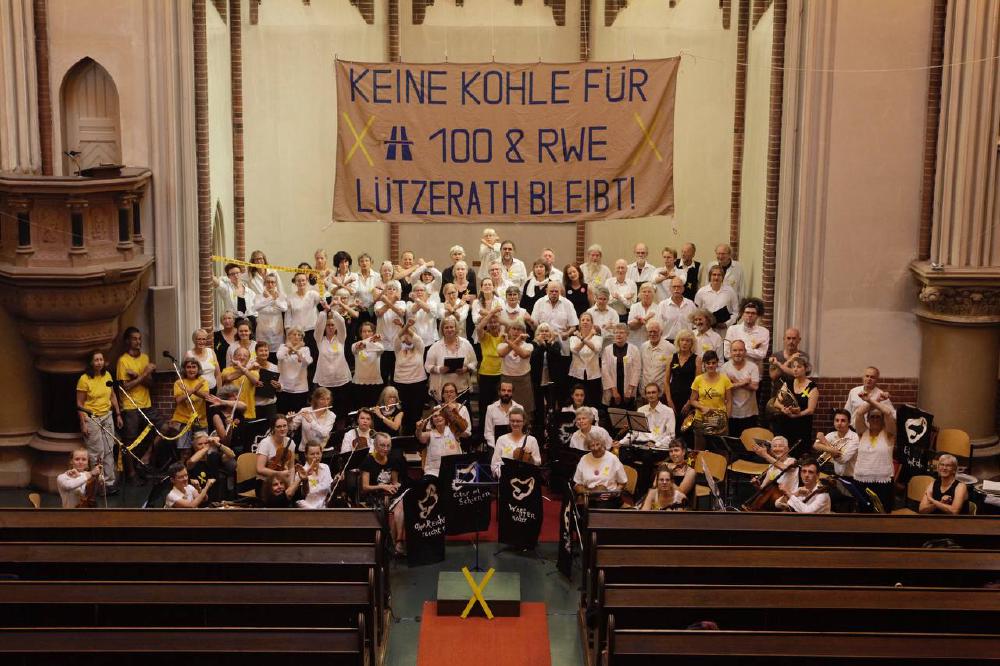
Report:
740,440,803,512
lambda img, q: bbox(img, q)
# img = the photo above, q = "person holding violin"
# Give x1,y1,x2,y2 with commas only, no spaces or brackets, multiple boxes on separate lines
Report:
255,414,295,499
440,382,472,445
164,462,214,508
57,448,104,508
775,457,831,513
573,431,628,509
296,441,333,509
747,435,799,509
360,432,405,555
665,441,697,506
341,409,376,453
919,453,968,515
417,407,463,478
491,407,541,477
639,467,687,511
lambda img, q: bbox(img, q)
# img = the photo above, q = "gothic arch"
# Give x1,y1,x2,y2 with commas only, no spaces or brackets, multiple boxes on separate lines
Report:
59,57,122,173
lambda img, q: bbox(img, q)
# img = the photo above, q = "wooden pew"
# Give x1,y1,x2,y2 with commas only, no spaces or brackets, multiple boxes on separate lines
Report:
604,623,1000,665
593,582,1000,659
1,624,367,666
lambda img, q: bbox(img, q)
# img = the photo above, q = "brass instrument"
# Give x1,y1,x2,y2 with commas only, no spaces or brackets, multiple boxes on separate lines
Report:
679,411,697,433
816,434,849,466
681,408,727,435
775,382,798,410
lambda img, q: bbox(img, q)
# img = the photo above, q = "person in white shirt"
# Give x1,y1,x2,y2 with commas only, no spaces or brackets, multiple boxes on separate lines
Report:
690,309,724,360
246,250,285,297
350,321,385,410
721,339,760,436
488,261,515,295
619,383,676,448
724,298,770,368
498,321,534,424
440,381,472,439
607,260,637,321
587,286,620,343
354,253,380,314
708,243,746,299
844,366,896,421
225,319,256,369
407,283,440,348
852,394,896,512
813,408,860,479
57,448,102,508
656,278,697,342
694,265,740,330
626,242,656,287
569,312,604,407
314,307,351,421
375,280,407,382
417,408,464,478
214,263,256,321
254,274,287,351
327,250,360,298
602,323,641,409
498,240,528,290
409,260,443,297
276,327,313,414
439,282,471,340
296,441,333,509
541,248,563,282
425,316,477,401
499,285,533,330
750,435,799,502
471,278,503,343
639,319,675,396
775,457,831,514
285,272,322,347
164,462,213,508
291,387,336,453
341,409,376,453
582,244,613,287
478,228,501,281
491,407,541,476
573,431,628,508
652,246,680,303
393,323,428,435
627,283,659,347
531,281,579,356
484,381,522,449
676,242,702,299
569,408,615,451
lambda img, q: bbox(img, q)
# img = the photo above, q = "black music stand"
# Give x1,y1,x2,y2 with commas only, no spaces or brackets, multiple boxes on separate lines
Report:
452,461,498,572
608,408,650,448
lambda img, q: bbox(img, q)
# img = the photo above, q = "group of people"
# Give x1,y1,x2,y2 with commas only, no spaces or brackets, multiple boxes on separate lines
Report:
66,230,966,518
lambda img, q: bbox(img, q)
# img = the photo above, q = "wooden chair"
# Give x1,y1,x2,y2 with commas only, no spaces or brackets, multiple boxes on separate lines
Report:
235,452,258,499
694,451,727,508
892,474,934,515
935,428,971,464
968,500,978,516
730,428,772,476
621,464,638,508
27,493,41,509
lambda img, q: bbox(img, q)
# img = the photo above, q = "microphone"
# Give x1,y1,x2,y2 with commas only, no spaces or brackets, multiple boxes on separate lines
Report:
163,351,177,362
105,380,116,388
76,406,93,416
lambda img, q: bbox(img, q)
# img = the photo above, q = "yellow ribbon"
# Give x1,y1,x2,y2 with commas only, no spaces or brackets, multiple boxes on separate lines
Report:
211,255,327,297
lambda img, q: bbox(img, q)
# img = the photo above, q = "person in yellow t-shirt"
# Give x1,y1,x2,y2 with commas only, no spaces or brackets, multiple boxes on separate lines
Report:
116,327,159,478
688,350,733,448
220,345,260,448
76,350,123,489
172,357,211,456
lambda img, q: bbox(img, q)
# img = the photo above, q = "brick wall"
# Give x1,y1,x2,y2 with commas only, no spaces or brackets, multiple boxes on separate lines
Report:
810,376,919,434
917,0,946,261
759,0,785,328
151,374,178,418
729,0,750,255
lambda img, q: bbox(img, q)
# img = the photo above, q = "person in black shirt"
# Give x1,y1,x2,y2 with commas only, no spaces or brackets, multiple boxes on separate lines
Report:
360,432,405,555
186,431,235,502
261,474,301,508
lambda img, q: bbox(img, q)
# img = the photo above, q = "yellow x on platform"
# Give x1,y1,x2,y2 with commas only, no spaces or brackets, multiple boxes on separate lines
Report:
343,112,375,166
460,566,495,619
632,110,663,165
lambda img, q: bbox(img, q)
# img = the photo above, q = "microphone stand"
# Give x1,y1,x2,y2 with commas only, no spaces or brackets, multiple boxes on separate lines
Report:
78,407,112,508
109,380,157,472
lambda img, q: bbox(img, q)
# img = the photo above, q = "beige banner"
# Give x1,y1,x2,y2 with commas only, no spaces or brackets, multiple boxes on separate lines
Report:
333,59,677,224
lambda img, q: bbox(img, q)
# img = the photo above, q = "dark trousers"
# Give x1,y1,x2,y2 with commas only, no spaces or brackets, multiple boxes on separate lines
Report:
478,373,501,431
728,415,758,439
396,379,428,436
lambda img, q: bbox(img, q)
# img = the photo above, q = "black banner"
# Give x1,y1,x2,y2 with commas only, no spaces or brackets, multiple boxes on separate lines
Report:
403,478,446,567
498,459,544,549
896,404,934,480
439,452,494,536
556,486,575,579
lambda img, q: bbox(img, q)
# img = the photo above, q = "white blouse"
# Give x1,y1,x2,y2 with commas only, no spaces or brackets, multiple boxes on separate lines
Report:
297,463,333,509
423,426,462,477
607,278,638,315
376,300,407,347
285,290,322,332
276,344,312,394
573,452,627,491
254,293,288,347
341,428,376,453
394,337,427,384
586,307,620,344
569,334,603,380
313,311,351,388
351,338,385,385
694,285,740,328
409,301,440,347
491,433,542,476
500,342,532,377
425,337,478,399
854,430,894,482
292,408,335,450
185,347,219,390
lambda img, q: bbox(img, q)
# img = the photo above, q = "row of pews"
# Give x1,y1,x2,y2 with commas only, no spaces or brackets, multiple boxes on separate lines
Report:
582,511,1000,665
0,509,388,665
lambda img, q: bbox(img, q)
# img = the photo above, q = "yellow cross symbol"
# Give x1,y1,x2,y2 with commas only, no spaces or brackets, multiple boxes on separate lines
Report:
460,566,495,619
632,110,663,165
343,112,376,166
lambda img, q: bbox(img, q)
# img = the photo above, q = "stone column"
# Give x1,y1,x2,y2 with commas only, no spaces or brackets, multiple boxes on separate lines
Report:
912,0,1000,457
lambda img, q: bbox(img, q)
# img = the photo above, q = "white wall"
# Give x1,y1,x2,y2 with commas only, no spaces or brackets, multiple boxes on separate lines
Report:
208,7,233,261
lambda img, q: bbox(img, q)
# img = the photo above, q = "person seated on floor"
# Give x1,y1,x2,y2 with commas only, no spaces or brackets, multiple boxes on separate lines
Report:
56,447,104,508
295,441,333,509
775,457,831,514
491,407,542,477
164,462,214,508
919,453,968,515
573,432,628,509
638,466,687,511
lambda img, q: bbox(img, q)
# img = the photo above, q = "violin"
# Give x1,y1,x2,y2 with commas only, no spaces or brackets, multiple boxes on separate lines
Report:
513,436,532,463
266,438,293,472
77,466,102,508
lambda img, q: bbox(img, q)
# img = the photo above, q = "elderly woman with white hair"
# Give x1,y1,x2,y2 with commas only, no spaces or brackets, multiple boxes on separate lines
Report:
919,454,968,514
582,244,613,287
690,308,724,359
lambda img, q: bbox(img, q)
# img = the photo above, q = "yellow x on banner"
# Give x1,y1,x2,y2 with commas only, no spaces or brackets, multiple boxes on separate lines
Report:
632,109,663,165
211,255,327,297
343,112,375,167
460,566,495,619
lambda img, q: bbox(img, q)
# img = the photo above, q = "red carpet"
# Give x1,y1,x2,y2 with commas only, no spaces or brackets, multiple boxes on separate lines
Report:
416,601,551,666
446,494,561,543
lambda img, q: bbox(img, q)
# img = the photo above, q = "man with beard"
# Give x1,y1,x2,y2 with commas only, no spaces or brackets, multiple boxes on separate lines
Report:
483,381,522,450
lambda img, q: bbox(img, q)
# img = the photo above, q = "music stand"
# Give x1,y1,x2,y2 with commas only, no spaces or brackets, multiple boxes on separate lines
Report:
452,461,499,572
700,455,727,511
608,408,650,448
